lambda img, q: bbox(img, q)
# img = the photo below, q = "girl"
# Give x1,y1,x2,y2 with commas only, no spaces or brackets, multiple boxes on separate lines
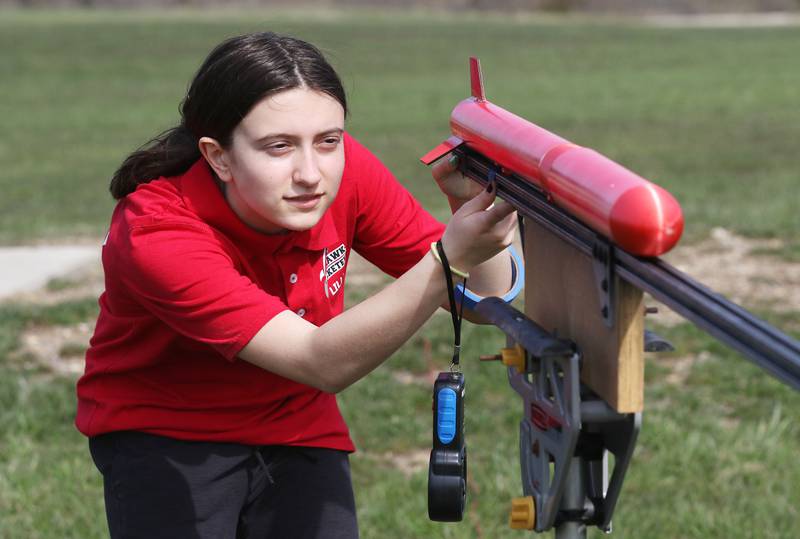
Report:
77,32,518,539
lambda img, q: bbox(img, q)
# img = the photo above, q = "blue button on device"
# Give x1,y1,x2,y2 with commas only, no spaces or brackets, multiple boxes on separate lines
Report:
436,388,457,444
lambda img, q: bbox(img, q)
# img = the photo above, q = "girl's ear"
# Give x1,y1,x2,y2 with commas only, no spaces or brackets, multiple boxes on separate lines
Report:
198,137,233,182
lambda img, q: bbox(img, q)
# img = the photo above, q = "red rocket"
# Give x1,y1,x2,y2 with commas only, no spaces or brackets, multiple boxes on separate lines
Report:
422,58,684,257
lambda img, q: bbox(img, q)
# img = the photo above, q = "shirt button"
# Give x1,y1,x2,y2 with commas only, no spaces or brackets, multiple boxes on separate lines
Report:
289,273,298,284
296,308,306,317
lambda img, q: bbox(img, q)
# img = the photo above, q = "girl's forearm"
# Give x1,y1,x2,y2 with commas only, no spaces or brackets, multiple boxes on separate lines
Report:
308,251,447,392
241,251,449,393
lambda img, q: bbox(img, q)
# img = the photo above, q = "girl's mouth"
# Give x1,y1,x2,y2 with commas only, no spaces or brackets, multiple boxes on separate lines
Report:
284,193,323,210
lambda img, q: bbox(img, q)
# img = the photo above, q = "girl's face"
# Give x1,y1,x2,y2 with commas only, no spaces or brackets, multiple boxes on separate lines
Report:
215,88,346,234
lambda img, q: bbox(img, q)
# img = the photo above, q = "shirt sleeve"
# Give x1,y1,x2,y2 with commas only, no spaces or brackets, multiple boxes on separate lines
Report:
111,220,288,361
346,135,446,278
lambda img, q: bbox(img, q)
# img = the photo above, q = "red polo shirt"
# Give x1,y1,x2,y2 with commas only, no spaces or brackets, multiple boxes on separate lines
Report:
76,133,445,451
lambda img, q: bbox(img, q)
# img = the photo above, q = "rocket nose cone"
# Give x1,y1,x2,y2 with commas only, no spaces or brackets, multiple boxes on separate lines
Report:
609,184,684,257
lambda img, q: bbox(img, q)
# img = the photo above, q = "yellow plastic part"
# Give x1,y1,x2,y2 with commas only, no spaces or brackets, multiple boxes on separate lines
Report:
501,345,526,374
509,496,536,530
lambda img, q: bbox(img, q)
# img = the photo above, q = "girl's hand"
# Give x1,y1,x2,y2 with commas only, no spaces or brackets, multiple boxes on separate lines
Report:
440,183,517,274
431,155,484,210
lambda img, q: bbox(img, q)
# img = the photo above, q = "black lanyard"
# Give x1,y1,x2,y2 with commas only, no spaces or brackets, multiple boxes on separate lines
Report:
435,240,466,369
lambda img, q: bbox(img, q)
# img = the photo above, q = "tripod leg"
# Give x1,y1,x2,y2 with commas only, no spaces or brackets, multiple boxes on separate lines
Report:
555,456,587,539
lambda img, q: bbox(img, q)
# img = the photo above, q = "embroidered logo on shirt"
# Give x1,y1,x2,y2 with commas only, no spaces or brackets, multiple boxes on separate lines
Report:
321,243,347,298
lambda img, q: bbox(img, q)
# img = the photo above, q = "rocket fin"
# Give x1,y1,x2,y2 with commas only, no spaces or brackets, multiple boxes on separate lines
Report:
470,57,486,101
420,135,464,165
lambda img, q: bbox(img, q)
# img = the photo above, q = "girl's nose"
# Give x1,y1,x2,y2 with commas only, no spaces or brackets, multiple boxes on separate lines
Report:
292,151,322,186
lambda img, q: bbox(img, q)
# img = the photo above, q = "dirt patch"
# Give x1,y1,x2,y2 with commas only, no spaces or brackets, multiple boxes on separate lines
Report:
646,228,798,386
644,13,800,27
9,262,105,306
5,259,101,377
15,322,93,377
652,227,800,327
363,449,430,479
391,369,441,387
660,350,712,386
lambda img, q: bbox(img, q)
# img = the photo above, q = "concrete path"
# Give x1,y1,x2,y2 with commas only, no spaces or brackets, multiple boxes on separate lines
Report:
0,245,101,300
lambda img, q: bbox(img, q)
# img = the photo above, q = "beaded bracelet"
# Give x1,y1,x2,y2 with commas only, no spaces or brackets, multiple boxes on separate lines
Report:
430,241,470,279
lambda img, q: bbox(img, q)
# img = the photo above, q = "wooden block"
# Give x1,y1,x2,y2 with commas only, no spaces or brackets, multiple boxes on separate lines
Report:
523,219,645,413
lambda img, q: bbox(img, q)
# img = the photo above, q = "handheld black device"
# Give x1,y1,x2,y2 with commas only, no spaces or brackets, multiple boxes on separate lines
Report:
428,371,467,522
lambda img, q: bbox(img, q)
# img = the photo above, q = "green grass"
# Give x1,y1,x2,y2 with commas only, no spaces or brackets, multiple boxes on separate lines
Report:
0,299,106,538
1,8,799,539
0,8,799,243
3,296,798,538
752,239,800,263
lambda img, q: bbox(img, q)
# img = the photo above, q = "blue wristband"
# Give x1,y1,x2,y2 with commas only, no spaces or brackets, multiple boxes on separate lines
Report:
454,245,524,311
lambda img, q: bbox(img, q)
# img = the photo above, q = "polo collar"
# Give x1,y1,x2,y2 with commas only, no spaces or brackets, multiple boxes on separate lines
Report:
179,159,340,253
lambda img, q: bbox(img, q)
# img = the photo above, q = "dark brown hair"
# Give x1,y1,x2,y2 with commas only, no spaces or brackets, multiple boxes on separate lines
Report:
109,32,348,199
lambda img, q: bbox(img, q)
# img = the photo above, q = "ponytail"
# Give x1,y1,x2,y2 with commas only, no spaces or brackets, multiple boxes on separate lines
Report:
109,124,199,200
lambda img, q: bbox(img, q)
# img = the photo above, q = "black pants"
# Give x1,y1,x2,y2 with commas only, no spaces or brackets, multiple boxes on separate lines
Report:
89,431,359,539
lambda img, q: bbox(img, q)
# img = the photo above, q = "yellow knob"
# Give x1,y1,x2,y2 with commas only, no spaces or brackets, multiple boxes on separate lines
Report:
509,496,536,530
501,345,526,374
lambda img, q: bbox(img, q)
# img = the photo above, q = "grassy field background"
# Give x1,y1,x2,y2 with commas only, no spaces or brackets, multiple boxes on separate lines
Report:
0,8,798,539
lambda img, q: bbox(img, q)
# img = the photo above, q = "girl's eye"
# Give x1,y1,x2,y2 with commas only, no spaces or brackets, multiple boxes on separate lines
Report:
321,137,341,147
266,143,291,153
